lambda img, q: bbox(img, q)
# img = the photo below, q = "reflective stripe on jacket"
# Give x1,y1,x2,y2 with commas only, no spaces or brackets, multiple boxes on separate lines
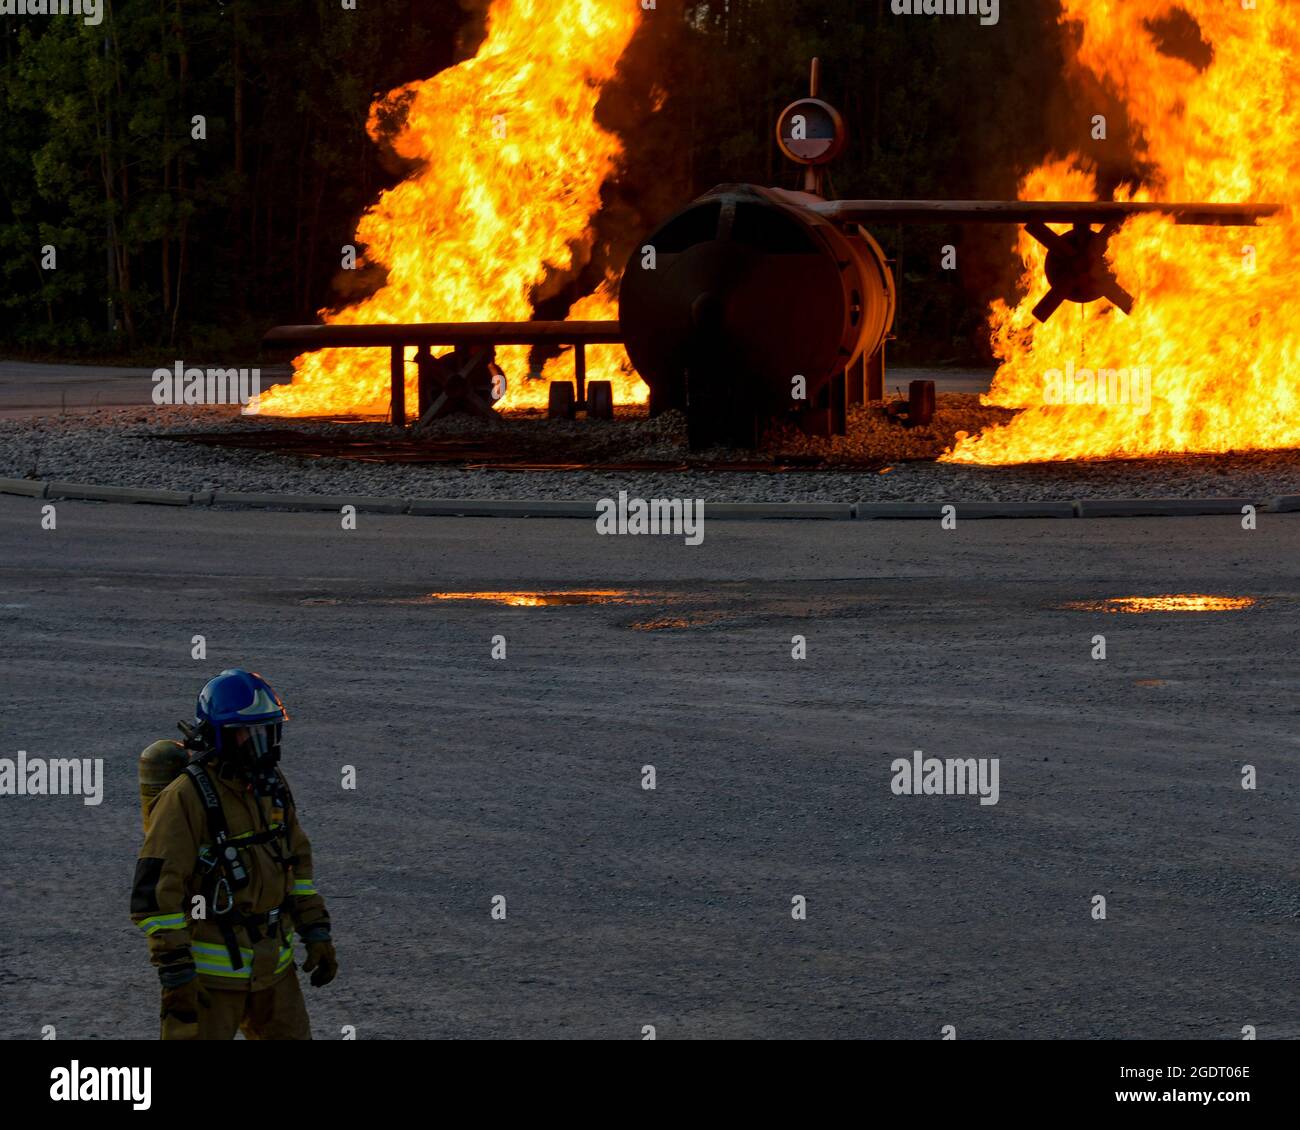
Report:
192,937,296,981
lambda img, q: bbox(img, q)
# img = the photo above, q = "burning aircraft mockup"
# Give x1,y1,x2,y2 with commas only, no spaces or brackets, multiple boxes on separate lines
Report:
265,58,1277,451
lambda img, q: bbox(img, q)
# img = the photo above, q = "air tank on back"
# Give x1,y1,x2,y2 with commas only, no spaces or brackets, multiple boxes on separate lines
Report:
618,63,895,448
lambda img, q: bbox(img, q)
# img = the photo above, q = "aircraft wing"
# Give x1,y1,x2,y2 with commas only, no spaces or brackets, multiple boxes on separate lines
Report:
262,321,624,352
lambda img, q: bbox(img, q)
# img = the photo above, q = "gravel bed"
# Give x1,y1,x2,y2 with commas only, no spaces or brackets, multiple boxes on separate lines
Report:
2,401,1299,503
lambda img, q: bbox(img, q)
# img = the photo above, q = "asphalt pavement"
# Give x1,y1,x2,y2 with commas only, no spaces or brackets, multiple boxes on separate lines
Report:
0,496,1296,1038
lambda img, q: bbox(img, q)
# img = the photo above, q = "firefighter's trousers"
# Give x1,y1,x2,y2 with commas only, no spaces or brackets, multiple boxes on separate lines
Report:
162,969,311,1040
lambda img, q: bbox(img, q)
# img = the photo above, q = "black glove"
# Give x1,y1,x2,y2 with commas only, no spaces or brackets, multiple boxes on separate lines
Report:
159,973,212,1040
302,939,338,987
160,978,203,1023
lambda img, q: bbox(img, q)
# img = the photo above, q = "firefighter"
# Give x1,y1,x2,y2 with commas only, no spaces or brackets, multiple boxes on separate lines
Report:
130,668,338,1039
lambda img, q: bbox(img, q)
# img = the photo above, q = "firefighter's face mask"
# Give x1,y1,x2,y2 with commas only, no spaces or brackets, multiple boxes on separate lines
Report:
226,723,281,767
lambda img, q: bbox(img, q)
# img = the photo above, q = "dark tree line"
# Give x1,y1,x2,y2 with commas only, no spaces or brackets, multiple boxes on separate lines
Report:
1,1,1143,364
1,0,465,355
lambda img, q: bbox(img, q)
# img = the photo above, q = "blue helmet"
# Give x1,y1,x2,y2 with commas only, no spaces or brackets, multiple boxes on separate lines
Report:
194,668,289,760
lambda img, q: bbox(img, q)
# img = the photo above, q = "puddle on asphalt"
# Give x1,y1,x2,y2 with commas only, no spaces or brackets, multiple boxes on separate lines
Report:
628,613,727,631
290,585,893,629
409,589,734,629
295,586,783,630
415,590,656,607
1057,595,1258,614
297,588,680,611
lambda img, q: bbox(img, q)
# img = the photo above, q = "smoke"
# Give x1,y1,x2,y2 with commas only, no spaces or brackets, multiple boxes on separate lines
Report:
454,0,492,61
532,1,689,319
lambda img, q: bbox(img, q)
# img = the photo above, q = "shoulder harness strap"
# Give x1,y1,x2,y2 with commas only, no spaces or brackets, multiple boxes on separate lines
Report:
183,759,247,971
183,759,229,844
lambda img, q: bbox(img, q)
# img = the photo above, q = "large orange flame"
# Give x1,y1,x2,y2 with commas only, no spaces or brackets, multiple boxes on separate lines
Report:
944,0,1297,464
259,0,642,419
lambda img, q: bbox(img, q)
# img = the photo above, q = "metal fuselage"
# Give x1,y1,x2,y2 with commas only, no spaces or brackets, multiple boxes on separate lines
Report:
619,183,897,447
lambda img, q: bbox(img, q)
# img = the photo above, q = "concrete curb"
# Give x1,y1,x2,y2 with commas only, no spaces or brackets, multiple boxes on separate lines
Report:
704,501,854,521
0,477,1289,521
45,480,192,506
1074,497,1255,518
408,499,599,518
959,501,1078,519
856,502,947,520
0,477,48,499
856,501,1076,520
210,491,407,514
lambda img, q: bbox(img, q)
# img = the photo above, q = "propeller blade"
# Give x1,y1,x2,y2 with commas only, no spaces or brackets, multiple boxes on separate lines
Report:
1100,279,1136,315
1032,288,1068,323
1025,221,1064,251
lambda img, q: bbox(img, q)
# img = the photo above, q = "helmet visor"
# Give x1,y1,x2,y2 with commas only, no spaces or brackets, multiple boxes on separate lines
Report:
225,723,281,761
